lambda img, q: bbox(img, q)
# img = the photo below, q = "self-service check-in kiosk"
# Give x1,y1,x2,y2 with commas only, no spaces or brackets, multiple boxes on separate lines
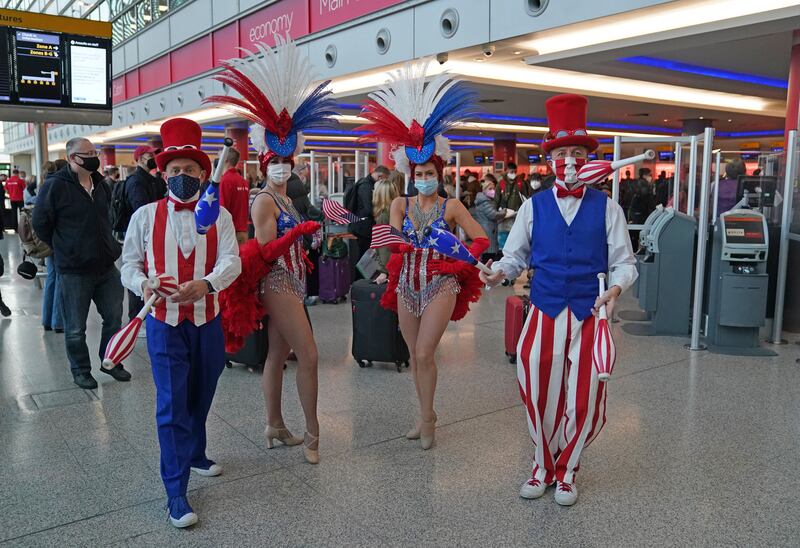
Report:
634,207,697,335
705,209,774,355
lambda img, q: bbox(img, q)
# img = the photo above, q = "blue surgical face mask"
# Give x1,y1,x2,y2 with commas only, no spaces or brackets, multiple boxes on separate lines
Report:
414,177,438,196
167,174,201,200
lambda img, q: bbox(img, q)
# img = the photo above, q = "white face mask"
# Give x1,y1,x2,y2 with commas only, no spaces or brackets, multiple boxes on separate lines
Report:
549,157,580,184
507,172,517,180
532,179,542,190
267,163,291,185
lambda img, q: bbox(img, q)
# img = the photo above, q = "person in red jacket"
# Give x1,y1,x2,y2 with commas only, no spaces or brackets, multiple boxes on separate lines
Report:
216,147,250,243
4,169,25,232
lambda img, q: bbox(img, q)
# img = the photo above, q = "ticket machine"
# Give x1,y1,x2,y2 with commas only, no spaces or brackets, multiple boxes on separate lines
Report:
705,210,774,355
635,207,697,335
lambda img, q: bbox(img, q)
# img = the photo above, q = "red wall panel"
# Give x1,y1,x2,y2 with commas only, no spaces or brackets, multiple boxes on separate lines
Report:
310,0,405,32
138,54,171,94
124,71,139,98
238,0,309,53
112,76,126,104
212,22,239,67
171,35,212,82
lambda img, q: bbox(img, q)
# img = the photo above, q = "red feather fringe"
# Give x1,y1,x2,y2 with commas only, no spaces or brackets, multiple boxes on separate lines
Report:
356,100,415,147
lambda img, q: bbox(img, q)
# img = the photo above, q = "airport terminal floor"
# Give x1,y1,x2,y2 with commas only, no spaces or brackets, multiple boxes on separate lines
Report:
1,234,798,547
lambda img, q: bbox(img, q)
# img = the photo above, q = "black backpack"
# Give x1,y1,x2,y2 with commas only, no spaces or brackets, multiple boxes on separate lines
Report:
344,178,364,214
110,178,132,232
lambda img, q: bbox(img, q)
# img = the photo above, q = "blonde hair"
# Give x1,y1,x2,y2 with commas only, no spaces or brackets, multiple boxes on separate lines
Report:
373,179,398,219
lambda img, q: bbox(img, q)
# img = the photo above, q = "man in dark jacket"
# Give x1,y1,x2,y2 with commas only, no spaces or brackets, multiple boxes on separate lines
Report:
33,137,127,389
348,165,389,272
122,145,164,324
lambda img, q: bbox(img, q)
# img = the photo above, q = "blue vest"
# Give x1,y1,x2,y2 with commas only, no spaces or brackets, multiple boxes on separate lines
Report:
529,187,608,320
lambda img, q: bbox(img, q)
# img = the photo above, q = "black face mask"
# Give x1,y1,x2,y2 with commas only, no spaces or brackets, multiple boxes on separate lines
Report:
74,154,100,173
145,158,157,170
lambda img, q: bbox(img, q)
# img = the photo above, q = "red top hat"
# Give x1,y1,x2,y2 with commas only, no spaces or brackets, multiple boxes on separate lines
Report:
155,118,212,175
541,94,598,154
133,144,156,162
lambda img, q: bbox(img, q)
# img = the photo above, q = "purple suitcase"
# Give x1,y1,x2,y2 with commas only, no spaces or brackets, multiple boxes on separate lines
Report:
319,256,350,303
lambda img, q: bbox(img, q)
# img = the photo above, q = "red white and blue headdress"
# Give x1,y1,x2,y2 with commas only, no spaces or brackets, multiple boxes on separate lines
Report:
356,59,478,179
206,34,338,171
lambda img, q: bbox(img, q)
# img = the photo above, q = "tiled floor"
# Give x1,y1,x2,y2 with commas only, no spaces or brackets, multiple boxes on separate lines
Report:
1,234,799,547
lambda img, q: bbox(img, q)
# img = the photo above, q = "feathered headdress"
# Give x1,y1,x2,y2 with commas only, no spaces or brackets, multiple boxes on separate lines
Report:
356,59,479,178
205,33,338,171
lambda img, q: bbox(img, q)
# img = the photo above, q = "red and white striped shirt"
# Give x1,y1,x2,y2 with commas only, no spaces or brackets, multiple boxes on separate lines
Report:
120,195,241,327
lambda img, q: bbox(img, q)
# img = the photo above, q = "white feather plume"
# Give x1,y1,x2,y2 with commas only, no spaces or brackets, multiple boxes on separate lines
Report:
391,146,411,176
368,58,461,127
229,34,317,117
249,124,267,154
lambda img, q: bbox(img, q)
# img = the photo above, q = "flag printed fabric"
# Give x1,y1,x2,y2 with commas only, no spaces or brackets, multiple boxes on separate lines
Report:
370,224,409,248
322,199,360,225
425,227,478,265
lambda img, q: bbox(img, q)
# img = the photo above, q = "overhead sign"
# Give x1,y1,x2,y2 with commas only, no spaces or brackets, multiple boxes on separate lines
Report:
238,0,309,51
310,0,406,32
0,8,112,124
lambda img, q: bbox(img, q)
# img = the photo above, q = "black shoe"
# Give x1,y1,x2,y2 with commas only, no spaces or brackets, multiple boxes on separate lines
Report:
73,373,98,389
54,328,64,333
43,325,52,331
99,364,131,382
0,299,11,317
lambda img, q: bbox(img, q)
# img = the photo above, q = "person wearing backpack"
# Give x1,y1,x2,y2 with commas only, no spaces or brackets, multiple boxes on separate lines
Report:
32,137,126,390
344,165,389,276
119,145,166,326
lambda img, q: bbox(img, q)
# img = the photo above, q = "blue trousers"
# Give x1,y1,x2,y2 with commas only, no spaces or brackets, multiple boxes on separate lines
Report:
146,315,225,497
42,257,62,330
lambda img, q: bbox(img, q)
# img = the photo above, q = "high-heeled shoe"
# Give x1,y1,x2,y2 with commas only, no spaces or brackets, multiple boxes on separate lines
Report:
303,432,320,464
265,425,302,449
406,412,437,440
420,415,437,450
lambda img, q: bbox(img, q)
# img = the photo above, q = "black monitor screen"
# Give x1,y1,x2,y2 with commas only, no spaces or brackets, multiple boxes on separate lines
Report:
658,151,674,161
603,153,614,161
473,156,485,164
528,154,540,163
736,175,777,206
723,214,765,244
588,153,598,160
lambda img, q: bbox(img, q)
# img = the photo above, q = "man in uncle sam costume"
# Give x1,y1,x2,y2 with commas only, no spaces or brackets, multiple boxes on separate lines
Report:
120,117,241,528
480,94,637,506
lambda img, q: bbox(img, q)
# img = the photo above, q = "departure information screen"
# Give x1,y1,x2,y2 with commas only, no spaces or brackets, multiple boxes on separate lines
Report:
0,9,111,123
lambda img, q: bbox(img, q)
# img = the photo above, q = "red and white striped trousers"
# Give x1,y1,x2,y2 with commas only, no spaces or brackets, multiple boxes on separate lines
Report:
517,305,607,485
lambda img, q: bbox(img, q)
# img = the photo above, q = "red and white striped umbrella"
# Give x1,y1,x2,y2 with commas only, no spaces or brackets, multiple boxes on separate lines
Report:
102,275,177,370
592,273,616,382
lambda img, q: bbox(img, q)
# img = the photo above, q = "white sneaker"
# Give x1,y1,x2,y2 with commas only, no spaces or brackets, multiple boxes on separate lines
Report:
190,462,223,477
554,481,578,506
519,477,547,499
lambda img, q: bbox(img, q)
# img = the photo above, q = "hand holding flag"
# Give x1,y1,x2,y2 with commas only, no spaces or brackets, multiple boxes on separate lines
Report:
322,199,361,225
195,137,234,234
421,227,493,275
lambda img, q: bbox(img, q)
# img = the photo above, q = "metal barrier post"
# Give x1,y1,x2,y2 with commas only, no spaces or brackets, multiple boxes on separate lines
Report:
326,154,333,204
688,127,715,350
354,150,363,181
712,150,721,221
455,153,461,199
673,143,682,212
612,135,622,204
770,129,798,344
309,150,317,205
687,135,698,215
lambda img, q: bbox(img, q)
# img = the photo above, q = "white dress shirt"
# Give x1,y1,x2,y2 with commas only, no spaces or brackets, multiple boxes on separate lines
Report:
492,184,638,293
120,191,242,296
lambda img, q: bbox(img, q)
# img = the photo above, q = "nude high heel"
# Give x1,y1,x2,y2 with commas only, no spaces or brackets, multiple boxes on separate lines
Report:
265,425,303,449
406,412,436,440
303,432,320,465
419,415,437,450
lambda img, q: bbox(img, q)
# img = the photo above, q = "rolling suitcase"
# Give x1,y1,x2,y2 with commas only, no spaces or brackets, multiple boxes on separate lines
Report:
319,255,350,303
505,295,530,364
225,315,268,372
350,279,410,372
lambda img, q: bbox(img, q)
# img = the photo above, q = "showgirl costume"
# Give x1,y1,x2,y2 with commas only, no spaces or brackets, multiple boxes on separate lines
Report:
205,34,337,352
355,60,488,320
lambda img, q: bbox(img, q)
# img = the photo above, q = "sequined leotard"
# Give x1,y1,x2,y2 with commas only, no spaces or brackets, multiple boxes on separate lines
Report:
258,191,307,301
397,197,460,317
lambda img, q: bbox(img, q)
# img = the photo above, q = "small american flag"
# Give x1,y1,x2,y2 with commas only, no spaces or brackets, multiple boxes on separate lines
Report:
370,224,409,248
322,199,360,225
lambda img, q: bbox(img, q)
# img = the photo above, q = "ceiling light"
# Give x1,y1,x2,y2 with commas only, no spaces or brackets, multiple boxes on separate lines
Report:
699,116,704,119
728,119,733,122
520,0,800,57
663,119,669,122
513,51,523,55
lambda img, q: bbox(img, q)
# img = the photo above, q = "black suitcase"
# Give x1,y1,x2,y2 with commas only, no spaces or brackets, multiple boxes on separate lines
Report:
350,279,410,372
225,315,269,372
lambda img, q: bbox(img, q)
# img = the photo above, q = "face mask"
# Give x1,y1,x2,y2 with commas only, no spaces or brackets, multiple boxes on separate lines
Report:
549,157,587,184
532,179,542,190
267,163,291,184
485,188,496,199
507,172,517,180
414,177,438,196
167,173,201,200
75,154,100,173
145,158,157,170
